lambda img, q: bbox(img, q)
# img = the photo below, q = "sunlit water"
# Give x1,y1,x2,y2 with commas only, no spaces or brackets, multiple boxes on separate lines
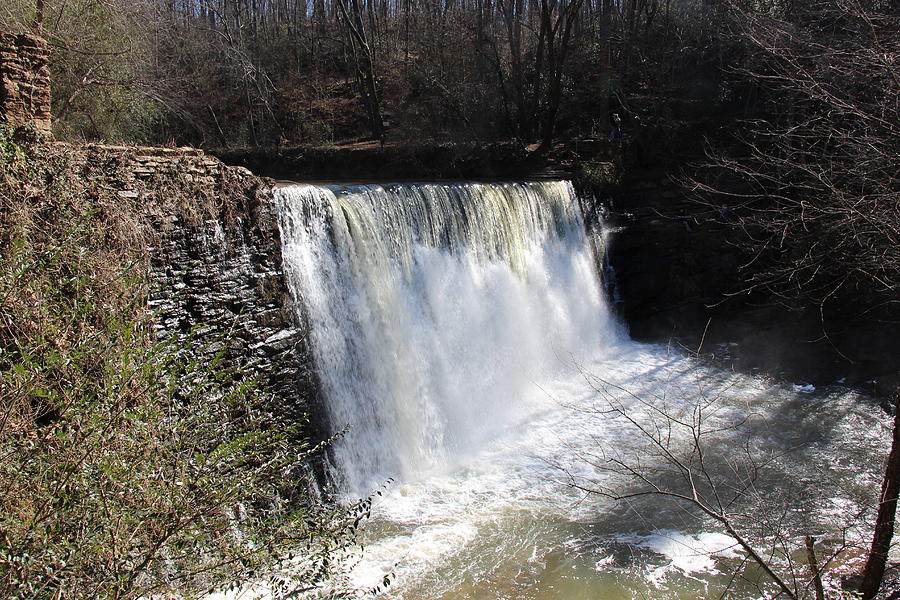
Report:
343,347,885,599
271,181,888,599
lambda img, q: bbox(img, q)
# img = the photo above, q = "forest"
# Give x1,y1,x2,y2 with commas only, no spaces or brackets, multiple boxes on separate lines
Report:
2,0,756,148
2,0,895,182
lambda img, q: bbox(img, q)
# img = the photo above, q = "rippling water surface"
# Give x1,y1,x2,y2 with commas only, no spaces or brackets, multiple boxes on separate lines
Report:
345,343,886,599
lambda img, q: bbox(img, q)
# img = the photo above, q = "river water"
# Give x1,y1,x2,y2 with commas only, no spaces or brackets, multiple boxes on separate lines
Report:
274,181,888,599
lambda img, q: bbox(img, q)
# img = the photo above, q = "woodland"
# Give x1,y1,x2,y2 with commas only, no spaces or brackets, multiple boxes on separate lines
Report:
0,0,789,148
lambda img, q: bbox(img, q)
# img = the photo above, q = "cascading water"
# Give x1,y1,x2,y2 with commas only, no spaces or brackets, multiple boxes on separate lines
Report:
277,181,622,496
274,180,888,599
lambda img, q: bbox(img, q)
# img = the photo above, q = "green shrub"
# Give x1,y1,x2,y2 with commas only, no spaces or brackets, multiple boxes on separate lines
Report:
575,158,621,192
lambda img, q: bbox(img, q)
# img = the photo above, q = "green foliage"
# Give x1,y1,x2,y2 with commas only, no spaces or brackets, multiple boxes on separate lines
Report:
0,130,362,599
0,125,25,162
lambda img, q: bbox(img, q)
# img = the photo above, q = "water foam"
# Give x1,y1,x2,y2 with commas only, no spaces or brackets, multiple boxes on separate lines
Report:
277,181,622,496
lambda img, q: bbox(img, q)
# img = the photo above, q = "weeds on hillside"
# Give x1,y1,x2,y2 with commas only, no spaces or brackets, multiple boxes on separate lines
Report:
0,126,364,599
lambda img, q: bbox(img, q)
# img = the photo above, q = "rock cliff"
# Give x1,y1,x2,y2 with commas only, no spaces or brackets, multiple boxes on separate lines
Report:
32,142,321,433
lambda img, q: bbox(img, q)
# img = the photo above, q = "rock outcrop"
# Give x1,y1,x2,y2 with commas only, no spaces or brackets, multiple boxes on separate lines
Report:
606,165,899,389
56,143,321,433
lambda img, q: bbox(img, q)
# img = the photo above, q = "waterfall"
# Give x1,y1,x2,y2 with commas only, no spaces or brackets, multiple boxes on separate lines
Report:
276,181,623,497
269,180,887,600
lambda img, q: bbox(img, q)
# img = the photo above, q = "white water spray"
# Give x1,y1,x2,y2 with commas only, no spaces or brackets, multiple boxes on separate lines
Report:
276,181,623,496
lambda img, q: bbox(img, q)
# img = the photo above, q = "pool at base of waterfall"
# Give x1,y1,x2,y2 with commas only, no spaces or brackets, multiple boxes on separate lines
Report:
342,341,885,600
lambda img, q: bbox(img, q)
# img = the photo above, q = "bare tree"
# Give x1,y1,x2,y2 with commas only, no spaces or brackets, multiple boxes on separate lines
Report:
555,361,881,600
859,390,900,600
681,7,899,595
691,0,899,315
336,0,384,144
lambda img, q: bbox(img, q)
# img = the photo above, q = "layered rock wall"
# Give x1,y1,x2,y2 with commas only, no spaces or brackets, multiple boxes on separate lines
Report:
65,144,319,430
0,32,51,135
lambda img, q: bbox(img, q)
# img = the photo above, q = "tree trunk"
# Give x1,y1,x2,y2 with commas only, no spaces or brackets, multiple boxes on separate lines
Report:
500,0,528,140
538,0,585,150
859,389,900,600
805,536,825,600
33,0,44,32
337,0,384,143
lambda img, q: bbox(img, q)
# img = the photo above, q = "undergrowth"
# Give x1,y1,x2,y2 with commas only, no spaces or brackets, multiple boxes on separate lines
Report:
0,125,364,599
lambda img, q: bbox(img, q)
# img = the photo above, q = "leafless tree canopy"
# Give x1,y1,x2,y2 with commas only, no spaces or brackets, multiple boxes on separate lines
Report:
0,0,727,145
693,0,899,314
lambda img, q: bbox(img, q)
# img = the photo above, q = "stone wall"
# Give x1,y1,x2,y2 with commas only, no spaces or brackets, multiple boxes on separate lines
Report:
0,32,51,135
66,143,321,434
